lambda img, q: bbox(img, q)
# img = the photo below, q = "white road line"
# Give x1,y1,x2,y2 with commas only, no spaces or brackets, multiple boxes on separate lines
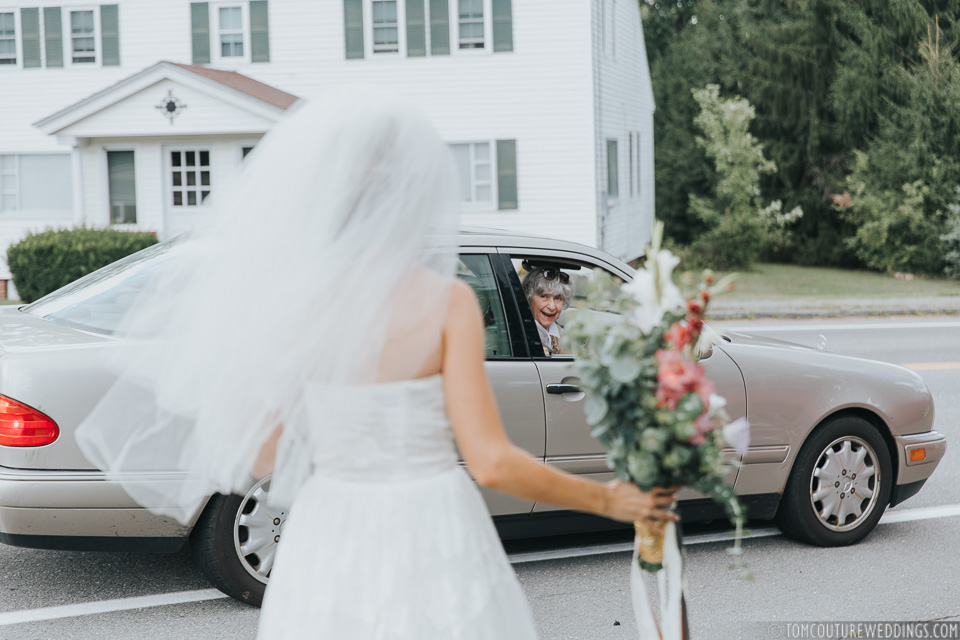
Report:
716,320,960,332
0,588,228,627
3,503,959,624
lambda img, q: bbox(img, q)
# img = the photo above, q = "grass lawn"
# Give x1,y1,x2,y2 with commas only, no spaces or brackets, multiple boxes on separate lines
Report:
717,263,960,300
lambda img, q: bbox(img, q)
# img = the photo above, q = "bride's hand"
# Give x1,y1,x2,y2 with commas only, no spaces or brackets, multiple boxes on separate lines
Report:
602,480,679,529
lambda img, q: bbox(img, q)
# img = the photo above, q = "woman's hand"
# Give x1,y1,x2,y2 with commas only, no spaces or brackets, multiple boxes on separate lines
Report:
602,480,679,530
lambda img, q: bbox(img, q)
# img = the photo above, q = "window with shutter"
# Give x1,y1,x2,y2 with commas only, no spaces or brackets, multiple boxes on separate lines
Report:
191,3,211,64
250,0,269,62
496,139,517,210
20,8,40,68
44,7,63,67
343,0,365,59
100,5,119,66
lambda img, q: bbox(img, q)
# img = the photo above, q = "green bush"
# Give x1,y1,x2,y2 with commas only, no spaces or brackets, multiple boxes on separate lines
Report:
8,227,158,303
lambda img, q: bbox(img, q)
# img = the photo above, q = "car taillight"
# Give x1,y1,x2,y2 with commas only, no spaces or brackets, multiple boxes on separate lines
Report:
0,395,59,447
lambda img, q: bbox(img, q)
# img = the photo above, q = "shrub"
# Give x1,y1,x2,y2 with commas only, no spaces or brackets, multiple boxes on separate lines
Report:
686,85,802,270
8,227,158,303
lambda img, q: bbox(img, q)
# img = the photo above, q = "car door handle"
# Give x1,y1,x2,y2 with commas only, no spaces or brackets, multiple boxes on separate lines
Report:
546,383,581,394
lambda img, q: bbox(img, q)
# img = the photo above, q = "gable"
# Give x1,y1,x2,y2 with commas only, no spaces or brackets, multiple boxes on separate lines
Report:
52,77,280,139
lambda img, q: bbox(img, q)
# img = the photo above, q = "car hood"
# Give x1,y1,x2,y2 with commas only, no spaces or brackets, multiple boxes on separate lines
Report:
717,328,818,352
0,309,110,352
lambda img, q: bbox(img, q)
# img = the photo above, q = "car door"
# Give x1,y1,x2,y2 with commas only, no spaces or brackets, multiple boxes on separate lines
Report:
456,250,545,516
498,248,747,512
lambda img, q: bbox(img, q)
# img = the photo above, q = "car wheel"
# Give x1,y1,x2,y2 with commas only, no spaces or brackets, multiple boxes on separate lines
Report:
775,416,892,546
191,476,285,606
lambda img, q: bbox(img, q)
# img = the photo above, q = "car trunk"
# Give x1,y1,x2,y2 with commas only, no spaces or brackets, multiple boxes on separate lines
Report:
0,310,116,471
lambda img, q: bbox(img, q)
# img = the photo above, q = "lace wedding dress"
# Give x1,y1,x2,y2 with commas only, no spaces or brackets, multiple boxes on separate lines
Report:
257,374,540,639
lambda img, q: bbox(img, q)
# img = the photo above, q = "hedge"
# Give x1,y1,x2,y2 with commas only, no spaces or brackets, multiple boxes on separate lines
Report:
8,227,159,303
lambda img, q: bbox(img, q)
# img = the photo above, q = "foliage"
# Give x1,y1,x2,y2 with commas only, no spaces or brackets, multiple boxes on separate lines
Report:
644,0,960,268
839,26,960,275
686,85,801,270
8,227,158,303
565,222,747,573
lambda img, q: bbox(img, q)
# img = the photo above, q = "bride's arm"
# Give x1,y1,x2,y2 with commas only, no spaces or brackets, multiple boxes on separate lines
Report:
443,281,677,527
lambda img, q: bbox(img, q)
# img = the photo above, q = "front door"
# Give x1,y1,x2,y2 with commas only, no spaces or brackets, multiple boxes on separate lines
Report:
162,147,213,239
456,251,545,516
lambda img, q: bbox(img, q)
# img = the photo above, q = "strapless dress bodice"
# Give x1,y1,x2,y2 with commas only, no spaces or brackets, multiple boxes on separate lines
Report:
301,374,458,482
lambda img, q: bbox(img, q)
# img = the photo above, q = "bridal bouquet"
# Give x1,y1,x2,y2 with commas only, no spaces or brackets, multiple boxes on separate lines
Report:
565,222,749,573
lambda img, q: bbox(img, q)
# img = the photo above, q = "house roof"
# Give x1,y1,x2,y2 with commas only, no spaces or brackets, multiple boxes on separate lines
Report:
168,63,298,110
34,61,300,135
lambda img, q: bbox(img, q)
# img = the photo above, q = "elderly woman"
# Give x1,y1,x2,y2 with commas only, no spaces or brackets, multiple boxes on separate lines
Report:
521,263,573,356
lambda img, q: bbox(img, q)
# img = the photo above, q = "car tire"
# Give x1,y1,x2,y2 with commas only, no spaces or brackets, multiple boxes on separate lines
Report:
775,416,892,546
191,476,284,606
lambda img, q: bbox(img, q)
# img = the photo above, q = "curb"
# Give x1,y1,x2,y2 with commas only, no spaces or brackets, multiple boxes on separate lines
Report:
709,303,960,321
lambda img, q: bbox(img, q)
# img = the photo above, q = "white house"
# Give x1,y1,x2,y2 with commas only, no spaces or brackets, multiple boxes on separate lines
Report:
0,0,655,299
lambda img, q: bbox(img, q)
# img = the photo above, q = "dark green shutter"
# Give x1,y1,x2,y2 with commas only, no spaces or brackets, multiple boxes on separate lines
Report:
250,1,269,62
496,140,518,210
492,0,512,52
429,0,448,55
343,0,363,59
406,0,425,57
191,3,210,64
100,5,120,66
20,8,40,68
42,7,62,68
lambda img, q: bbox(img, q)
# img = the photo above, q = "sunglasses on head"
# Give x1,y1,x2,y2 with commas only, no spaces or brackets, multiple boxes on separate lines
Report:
542,268,570,284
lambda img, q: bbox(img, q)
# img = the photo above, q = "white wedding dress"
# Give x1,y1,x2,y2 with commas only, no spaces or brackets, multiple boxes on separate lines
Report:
257,374,541,639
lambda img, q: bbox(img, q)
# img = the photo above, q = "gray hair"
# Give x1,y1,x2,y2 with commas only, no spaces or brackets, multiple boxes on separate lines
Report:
522,267,573,308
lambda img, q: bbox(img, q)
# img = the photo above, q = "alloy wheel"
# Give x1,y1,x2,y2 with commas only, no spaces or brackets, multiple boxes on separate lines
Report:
808,436,881,533
233,477,285,584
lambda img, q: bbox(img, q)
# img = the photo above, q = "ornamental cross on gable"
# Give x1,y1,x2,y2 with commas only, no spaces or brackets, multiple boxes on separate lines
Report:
156,91,188,124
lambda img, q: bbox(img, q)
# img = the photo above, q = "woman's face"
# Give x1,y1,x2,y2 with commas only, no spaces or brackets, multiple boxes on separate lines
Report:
530,292,564,328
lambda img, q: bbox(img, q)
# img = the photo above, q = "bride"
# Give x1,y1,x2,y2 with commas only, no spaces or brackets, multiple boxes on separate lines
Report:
76,88,676,639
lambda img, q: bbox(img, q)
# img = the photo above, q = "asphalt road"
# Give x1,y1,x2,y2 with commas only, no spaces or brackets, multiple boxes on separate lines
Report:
1,316,959,639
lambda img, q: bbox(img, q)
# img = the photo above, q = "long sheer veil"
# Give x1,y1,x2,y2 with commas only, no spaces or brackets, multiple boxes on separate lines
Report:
76,89,461,523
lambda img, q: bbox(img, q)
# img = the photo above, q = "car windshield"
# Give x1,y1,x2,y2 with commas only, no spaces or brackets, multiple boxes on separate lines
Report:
22,240,178,336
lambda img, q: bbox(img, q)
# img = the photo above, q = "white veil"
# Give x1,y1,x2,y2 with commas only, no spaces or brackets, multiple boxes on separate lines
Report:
76,88,461,524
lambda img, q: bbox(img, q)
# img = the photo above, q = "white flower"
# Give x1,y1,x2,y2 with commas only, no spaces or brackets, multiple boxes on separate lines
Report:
723,417,751,456
622,269,657,306
707,393,727,418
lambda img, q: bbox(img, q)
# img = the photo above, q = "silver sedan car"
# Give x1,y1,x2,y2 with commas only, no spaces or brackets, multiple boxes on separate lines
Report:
0,228,946,605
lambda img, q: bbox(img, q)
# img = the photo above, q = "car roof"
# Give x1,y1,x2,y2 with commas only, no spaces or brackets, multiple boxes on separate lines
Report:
458,226,635,275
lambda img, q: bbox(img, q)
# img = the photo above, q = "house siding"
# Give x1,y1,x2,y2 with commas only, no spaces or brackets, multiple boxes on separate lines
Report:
591,0,655,262
0,0,655,294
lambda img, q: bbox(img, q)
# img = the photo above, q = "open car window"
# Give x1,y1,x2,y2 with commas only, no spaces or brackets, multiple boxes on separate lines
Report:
509,256,624,358
457,254,512,358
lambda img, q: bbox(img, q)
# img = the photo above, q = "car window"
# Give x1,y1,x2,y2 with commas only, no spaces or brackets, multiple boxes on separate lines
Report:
457,254,512,358
510,256,624,358
22,240,179,336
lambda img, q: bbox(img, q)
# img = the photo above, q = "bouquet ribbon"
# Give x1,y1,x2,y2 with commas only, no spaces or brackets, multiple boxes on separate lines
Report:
631,520,685,639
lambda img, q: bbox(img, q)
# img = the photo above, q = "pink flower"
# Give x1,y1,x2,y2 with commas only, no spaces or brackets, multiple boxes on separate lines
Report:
664,321,693,349
655,349,711,410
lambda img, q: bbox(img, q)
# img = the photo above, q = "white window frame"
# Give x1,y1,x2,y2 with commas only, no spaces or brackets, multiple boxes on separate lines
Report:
211,2,251,66
0,9,20,68
0,152,74,217
0,154,19,212
449,0,493,55
451,140,498,212
363,0,406,58
166,146,213,210
64,6,100,67
101,145,141,228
